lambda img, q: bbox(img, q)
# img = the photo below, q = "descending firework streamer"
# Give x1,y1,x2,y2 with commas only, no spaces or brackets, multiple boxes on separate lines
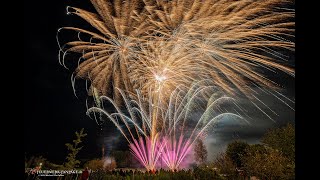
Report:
58,0,295,110
86,82,246,170
57,0,156,104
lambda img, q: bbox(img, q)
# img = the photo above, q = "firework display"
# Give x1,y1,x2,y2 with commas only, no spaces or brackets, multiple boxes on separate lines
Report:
58,0,294,171
87,83,245,170
58,0,294,101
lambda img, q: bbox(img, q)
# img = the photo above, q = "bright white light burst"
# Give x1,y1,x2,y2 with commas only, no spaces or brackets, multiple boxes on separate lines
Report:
155,74,167,82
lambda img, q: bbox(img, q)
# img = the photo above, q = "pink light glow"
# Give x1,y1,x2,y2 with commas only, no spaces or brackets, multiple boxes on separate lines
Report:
129,136,166,171
129,135,194,171
161,135,193,171
87,83,244,171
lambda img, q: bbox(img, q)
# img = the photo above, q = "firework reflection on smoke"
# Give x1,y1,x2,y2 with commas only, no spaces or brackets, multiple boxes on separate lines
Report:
87,82,246,170
103,156,116,169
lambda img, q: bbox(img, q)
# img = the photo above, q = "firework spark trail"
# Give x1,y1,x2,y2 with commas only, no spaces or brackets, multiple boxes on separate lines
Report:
274,89,295,104
59,0,295,171
252,94,279,116
251,101,275,122
58,0,294,107
129,136,166,171
87,83,246,170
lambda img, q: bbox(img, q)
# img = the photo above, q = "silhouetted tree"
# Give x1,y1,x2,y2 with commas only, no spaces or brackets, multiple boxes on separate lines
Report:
212,153,238,177
225,140,249,168
243,146,293,179
194,139,208,165
64,128,87,169
262,123,295,162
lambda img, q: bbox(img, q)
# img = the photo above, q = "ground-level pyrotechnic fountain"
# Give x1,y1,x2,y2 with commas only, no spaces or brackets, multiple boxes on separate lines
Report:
87,82,246,171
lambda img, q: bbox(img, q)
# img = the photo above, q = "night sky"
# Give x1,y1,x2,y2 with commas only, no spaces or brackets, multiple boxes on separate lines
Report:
24,0,295,164
24,0,112,163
